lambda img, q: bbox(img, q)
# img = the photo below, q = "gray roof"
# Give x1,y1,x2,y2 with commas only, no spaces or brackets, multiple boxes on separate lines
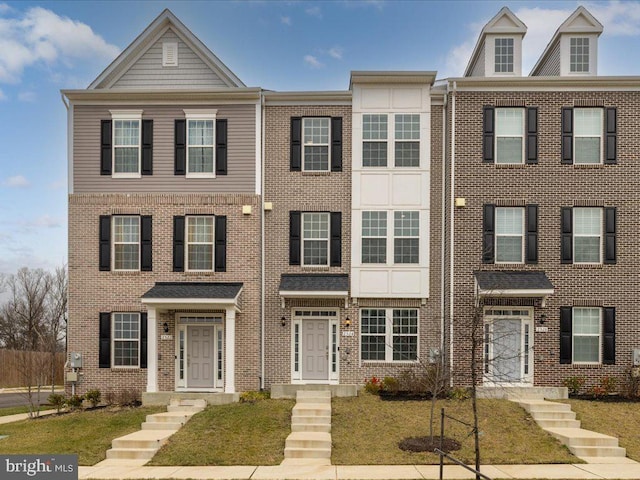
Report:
279,274,349,293
142,282,243,299
474,271,554,291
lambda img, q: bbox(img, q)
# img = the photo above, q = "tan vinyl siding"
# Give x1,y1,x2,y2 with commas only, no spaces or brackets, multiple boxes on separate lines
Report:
532,41,561,76
112,29,228,89
73,104,256,193
469,42,486,77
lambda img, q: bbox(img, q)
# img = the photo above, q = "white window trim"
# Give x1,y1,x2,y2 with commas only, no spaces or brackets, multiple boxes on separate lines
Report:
573,108,603,165
393,211,420,264
302,117,331,172
110,110,143,179
495,108,525,165
185,215,215,272
184,109,217,179
301,212,330,267
360,308,419,363
112,312,140,369
290,309,339,383
573,207,603,265
362,113,422,169
361,211,387,264
394,114,421,168
572,307,602,365
495,207,525,265
569,37,591,75
112,215,140,272
494,37,515,74
360,210,422,266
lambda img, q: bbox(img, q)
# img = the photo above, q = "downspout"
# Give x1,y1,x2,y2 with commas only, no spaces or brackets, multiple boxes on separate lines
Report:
260,90,266,391
440,92,447,362
448,81,457,381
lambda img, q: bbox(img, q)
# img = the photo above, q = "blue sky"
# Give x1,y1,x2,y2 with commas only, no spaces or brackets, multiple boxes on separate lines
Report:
1,0,640,275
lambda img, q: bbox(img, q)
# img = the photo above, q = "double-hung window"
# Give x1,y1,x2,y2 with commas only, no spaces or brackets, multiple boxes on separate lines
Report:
303,118,330,171
362,114,388,167
394,211,419,264
187,118,215,176
495,38,514,73
573,207,602,264
113,113,141,176
574,108,602,164
362,211,387,264
360,308,418,362
495,207,524,263
113,216,140,271
112,313,140,367
186,216,214,271
572,307,601,363
570,38,590,73
395,114,420,167
495,108,524,164
302,213,329,266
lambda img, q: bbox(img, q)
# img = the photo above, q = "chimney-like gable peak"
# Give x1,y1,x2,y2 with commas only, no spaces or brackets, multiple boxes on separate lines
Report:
464,7,527,78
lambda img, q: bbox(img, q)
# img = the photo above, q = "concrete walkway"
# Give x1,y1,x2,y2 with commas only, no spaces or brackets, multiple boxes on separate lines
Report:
77,462,640,479
0,409,58,424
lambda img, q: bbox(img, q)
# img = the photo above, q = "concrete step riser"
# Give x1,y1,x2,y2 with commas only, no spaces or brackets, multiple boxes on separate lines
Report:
551,435,619,448
531,412,577,420
292,409,331,417
291,424,331,433
169,399,206,408
166,406,204,413
536,420,581,429
112,438,169,449
146,414,190,424
292,413,331,422
284,448,331,459
295,397,331,404
106,449,156,460
141,422,182,431
296,391,331,399
570,446,627,457
286,439,332,449
525,404,572,413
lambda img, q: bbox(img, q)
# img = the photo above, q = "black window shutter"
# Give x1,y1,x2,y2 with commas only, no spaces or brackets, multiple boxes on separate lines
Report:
140,215,152,272
604,207,616,264
216,119,228,175
99,312,111,368
173,216,185,272
605,108,617,165
290,117,302,171
603,307,615,365
140,313,148,369
526,204,538,264
215,216,227,272
289,211,301,265
561,207,573,264
559,307,572,364
561,107,573,164
99,215,111,271
330,212,342,266
141,119,153,175
482,204,495,263
482,107,494,163
175,119,186,175
331,117,343,172
101,120,112,175
526,107,538,164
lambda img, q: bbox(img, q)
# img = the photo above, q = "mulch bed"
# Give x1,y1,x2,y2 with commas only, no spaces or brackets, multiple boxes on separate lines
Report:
398,436,461,453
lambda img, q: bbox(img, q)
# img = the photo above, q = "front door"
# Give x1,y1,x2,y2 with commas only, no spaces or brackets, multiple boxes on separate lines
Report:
187,325,215,389
302,320,329,381
484,309,533,385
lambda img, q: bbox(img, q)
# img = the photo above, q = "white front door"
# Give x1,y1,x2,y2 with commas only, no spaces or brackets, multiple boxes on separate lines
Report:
484,308,533,385
302,320,329,381
187,325,215,388
177,317,224,391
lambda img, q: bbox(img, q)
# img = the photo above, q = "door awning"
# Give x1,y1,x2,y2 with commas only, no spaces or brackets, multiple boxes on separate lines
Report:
141,282,243,312
279,274,349,308
473,271,554,307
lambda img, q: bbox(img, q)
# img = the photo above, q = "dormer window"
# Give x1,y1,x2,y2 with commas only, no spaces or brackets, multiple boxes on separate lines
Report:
495,38,514,73
570,38,589,73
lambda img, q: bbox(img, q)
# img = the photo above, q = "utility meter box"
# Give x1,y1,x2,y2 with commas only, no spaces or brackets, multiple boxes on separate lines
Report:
633,349,640,366
66,371,78,382
69,352,83,369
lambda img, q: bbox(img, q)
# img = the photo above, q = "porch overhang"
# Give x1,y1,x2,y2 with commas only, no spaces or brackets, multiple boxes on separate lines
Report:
278,274,349,308
474,271,554,307
140,282,243,312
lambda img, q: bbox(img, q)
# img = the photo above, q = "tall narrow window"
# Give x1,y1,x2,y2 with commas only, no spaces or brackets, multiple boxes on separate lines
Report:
395,114,420,167
186,216,214,271
362,211,387,264
574,207,602,263
112,313,140,367
495,38,514,73
495,207,524,263
573,307,600,363
361,309,386,361
495,108,524,164
394,211,419,264
570,38,590,73
392,309,418,361
302,213,329,266
574,108,602,164
113,119,140,174
113,216,140,271
303,117,330,171
187,119,214,175
363,114,388,167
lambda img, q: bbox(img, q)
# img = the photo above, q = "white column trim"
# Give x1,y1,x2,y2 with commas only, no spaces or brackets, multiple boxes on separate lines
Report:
225,308,236,393
146,308,158,393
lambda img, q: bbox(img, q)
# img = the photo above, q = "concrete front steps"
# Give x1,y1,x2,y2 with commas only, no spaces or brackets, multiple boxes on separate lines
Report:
517,399,632,464
95,399,206,467
281,390,332,466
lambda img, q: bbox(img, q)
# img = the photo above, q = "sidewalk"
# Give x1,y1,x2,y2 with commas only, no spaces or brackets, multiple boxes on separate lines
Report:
78,462,640,479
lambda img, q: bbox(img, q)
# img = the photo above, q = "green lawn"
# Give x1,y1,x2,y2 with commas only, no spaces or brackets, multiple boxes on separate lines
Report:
0,406,34,417
0,406,163,465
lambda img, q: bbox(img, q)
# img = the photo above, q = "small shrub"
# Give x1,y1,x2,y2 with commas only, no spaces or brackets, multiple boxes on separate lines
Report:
600,376,617,395
397,369,427,396
381,376,399,394
448,387,471,401
66,394,84,411
364,376,382,394
588,385,607,399
48,393,66,413
563,376,586,396
85,389,101,408
104,389,116,405
239,391,270,403
117,388,141,407
621,368,640,398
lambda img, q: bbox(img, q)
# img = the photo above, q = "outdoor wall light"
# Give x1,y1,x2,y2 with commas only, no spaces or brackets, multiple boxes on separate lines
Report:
539,314,547,325
344,316,351,328
281,316,286,327
163,322,169,333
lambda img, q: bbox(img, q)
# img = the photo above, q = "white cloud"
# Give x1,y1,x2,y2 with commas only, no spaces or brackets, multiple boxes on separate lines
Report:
441,20,484,78
0,88,5,100
18,90,35,102
3,175,30,188
328,46,343,60
306,6,322,19
0,6,120,83
280,15,292,26
0,4,12,15
29,215,62,229
304,54,323,69
587,1,640,36
48,179,66,190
